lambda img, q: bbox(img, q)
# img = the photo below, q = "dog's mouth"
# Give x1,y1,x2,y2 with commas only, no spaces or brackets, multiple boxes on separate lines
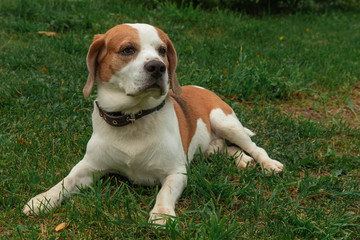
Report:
126,82,166,97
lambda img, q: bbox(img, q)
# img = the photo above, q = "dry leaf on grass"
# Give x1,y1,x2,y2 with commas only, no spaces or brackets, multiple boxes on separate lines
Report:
55,222,67,232
38,31,58,37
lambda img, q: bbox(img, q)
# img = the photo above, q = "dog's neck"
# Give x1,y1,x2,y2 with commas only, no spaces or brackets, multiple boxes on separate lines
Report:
95,100,166,127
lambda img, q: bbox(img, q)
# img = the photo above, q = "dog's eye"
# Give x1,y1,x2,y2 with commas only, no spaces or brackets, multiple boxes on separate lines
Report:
159,46,167,57
120,46,136,56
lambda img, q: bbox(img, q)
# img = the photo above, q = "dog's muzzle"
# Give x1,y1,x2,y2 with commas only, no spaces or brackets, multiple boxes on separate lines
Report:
127,60,168,97
143,60,167,94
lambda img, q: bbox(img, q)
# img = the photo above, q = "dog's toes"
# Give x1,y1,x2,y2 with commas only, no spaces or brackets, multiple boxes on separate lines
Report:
235,154,255,169
262,159,283,174
149,215,168,226
22,205,33,216
23,194,56,216
149,207,176,227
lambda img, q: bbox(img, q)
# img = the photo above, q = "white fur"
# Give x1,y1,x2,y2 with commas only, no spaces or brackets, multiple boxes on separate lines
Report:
187,119,211,162
23,24,283,226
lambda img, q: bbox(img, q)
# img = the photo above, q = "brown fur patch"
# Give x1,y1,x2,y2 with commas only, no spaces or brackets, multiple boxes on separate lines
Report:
84,25,142,98
97,25,141,83
170,86,233,153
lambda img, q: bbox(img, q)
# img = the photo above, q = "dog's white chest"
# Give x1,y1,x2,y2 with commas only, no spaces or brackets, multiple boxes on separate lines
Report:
83,102,186,185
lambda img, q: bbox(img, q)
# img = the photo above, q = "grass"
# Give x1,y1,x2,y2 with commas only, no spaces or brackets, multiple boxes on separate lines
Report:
0,0,359,239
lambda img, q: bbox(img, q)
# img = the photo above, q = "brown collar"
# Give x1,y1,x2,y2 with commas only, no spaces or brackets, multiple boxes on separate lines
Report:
95,100,166,127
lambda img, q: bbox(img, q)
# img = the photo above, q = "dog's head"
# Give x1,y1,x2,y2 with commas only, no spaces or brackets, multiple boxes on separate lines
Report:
83,23,181,111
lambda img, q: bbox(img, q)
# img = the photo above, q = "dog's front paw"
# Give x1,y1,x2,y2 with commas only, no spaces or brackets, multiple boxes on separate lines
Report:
261,159,283,174
149,207,176,226
23,193,58,216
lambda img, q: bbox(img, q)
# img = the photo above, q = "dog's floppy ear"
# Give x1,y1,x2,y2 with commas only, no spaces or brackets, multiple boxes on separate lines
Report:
83,34,105,99
167,38,182,95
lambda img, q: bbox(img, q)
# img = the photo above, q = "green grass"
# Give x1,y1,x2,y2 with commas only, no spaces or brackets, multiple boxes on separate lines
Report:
1,0,359,239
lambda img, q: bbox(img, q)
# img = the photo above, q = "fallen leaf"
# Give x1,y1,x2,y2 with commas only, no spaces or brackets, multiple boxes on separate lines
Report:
38,31,58,37
55,222,67,232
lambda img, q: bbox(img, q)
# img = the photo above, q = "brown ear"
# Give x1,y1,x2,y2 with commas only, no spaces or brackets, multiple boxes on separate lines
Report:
167,38,182,95
93,34,103,42
83,34,105,99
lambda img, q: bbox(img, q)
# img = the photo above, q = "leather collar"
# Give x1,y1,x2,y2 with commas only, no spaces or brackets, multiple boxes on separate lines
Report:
95,100,166,127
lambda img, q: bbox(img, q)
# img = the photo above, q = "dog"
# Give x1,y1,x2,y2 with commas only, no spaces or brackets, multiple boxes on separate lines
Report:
23,23,283,225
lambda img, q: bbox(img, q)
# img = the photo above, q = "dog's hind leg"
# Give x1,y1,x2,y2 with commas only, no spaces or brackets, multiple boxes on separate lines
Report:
209,109,283,174
206,138,255,168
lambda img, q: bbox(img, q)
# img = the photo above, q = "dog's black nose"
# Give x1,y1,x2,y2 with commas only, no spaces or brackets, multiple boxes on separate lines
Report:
145,60,166,79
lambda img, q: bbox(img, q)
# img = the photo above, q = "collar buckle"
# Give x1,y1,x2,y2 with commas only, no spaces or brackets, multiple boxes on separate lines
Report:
127,113,136,124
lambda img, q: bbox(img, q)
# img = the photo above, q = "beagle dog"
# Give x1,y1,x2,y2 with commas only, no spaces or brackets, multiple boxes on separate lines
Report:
23,23,283,225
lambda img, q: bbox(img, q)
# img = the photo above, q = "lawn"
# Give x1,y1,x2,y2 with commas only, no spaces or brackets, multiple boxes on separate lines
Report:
0,0,359,239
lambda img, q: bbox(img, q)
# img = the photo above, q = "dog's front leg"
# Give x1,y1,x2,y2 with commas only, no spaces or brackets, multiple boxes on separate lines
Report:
149,173,187,226
23,160,99,215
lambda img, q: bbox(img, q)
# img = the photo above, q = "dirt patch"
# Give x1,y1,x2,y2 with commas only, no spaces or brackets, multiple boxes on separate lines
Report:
278,83,360,129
